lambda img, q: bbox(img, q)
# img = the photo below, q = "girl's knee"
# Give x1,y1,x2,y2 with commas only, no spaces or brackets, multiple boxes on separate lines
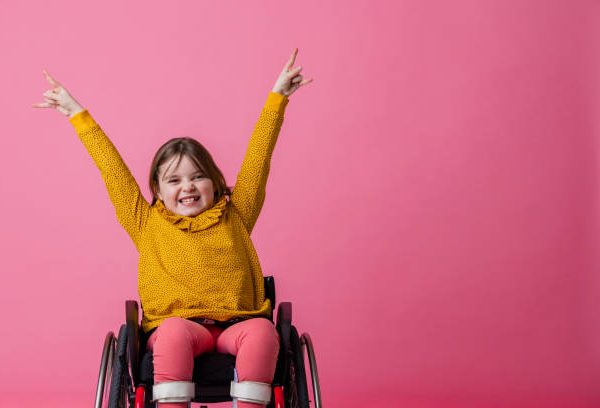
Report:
156,317,215,356
233,320,280,383
249,319,280,349
158,316,189,331
151,317,196,350
157,317,190,336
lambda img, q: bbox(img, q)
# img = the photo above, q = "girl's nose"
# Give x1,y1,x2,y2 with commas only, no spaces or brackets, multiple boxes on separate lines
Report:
183,181,197,192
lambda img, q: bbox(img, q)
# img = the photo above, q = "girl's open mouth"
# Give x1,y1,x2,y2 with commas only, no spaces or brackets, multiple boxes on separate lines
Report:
179,196,200,205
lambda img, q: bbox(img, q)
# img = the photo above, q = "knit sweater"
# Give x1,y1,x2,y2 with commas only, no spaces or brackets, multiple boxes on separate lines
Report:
69,92,289,332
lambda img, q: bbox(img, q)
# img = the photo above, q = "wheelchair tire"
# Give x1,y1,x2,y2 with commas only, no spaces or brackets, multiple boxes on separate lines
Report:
95,332,116,408
109,324,131,408
300,333,322,408
285,326,310,408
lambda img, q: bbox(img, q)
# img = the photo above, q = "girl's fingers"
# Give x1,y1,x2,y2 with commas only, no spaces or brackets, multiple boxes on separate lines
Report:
32,101,54,108
288,78,313,96
33,96,59,106
283,48,299,72
42,97,58,107
46,96,58,103
285,67,303,82
43,69,60,87
287,66,302,76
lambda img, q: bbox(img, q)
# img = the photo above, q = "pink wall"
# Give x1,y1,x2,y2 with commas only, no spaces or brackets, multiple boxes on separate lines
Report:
1,0,599,407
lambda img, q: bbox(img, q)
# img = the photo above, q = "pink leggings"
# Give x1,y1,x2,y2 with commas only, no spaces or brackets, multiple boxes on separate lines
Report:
147,317,279,408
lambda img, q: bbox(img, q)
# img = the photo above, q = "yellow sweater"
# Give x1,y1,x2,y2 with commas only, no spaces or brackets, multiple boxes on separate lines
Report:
70,92,289,332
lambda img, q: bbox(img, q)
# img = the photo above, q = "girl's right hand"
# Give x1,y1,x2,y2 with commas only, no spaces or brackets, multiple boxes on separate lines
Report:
33,70,84,118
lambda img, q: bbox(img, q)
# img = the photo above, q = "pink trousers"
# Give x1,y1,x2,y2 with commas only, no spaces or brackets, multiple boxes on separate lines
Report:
146,317,280,408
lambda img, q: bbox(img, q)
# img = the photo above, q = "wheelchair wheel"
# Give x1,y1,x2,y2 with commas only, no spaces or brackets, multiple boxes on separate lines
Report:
285,326,310,408
300,333,322,408
95,332,116,408
109,324,132,408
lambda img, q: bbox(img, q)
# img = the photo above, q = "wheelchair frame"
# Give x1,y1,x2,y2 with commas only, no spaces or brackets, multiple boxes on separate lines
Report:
94,276,322,408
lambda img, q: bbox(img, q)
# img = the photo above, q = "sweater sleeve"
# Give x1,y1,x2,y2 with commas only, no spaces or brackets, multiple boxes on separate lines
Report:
230,92,289,233
69,110,150,247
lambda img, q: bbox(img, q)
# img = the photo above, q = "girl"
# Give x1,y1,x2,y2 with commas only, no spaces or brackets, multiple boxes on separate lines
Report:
34,49,312,408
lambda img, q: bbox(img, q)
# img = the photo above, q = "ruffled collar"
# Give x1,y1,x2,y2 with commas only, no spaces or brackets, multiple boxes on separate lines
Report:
154,196,228,232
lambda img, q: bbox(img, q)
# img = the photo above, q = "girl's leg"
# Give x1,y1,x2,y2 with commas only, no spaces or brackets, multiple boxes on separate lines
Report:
215,318,280,408
146,317,218,408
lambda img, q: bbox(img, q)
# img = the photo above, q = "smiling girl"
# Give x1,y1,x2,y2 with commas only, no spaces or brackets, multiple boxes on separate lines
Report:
34,49,312,408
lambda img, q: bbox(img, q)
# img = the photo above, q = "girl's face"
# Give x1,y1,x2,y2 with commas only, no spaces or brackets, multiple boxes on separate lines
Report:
156,154,215,217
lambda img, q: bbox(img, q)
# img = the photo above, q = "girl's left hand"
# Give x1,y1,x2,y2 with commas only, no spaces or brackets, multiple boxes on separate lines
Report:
271,48,313,97
33,70,84,117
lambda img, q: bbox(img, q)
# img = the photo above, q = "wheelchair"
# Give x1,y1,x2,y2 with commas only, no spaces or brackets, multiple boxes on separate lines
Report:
94,277,322,408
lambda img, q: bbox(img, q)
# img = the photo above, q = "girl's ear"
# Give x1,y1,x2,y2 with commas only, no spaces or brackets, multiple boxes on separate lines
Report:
155,184,163,202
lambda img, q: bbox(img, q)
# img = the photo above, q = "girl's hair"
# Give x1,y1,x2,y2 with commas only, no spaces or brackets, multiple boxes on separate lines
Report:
149,137,231,205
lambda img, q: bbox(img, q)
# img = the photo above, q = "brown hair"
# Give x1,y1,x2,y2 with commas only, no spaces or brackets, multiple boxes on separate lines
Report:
149,137,230,205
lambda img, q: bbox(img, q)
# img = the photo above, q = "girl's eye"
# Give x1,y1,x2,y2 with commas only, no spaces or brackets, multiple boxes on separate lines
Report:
193,175,205,180
168,179,179,183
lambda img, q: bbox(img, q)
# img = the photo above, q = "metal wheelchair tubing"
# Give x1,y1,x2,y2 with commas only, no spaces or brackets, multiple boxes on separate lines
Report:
95,331,116,408
104,340,116,408
104,333,117,408
300,333,322,408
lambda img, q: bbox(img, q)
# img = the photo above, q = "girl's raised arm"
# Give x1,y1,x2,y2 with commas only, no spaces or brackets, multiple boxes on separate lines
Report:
34,71,150,247
231,49,312,233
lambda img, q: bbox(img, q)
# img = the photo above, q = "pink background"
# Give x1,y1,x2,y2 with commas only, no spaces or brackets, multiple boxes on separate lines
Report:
1,0,599,407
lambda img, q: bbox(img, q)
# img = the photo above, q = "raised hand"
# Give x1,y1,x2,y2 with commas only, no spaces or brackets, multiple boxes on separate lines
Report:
33,70,84,117
271,48,313,97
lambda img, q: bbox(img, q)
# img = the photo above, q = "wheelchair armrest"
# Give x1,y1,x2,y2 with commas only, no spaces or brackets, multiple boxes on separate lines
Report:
125,300,140,384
